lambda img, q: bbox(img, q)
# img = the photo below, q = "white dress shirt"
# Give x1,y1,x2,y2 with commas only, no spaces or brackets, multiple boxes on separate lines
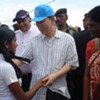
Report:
21,29,79,100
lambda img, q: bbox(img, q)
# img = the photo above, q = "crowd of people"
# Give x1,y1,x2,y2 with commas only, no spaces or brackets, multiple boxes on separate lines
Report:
0,4,100,100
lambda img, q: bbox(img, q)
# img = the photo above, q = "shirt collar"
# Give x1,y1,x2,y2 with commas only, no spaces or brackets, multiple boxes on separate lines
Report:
41,29,61,40
55,29,62,39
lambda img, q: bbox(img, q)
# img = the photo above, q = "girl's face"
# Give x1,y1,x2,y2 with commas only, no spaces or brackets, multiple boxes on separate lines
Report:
6,36,18,53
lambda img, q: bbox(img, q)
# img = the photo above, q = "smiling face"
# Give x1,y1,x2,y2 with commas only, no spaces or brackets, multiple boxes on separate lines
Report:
17,17,31,32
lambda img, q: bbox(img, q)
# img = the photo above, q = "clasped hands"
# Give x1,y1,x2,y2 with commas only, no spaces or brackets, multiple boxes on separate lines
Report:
39,73,57,88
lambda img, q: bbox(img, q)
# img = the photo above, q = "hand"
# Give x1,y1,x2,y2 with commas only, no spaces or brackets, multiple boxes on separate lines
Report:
37,77,47,88
42,73,57,87
12,59,22,66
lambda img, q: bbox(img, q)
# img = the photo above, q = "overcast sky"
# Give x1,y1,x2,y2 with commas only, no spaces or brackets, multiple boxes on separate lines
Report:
0,0,99,29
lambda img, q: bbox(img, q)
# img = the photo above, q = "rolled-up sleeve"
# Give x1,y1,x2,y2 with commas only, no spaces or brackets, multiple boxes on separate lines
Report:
65,37,79,70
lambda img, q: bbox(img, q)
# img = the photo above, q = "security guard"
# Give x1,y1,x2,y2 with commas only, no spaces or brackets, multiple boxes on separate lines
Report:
55,8,80,36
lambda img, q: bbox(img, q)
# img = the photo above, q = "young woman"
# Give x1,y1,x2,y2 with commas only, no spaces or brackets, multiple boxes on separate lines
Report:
83,6,100,100
0,27,45,100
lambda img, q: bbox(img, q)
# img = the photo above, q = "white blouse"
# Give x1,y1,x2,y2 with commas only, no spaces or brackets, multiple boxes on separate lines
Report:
0,54,18,100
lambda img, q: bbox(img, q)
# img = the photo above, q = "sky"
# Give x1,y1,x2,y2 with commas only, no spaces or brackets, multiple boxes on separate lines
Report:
0,0,99,29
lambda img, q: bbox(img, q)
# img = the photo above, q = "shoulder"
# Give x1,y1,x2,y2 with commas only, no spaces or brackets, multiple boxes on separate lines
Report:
86,39,96,62
15,30,22,34
0,61,14,72
68,25,81,35
0,61,15,79
87,39,95,49
28,34,42,46
68,25,76,31
15,30,23,38
58,30,74,39
0,60,18,86
73,30,93,42
57,30,75,45
30,25,41,36
73,30,87,36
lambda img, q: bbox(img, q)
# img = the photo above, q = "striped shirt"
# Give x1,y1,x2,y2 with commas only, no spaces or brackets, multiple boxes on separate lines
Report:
21,29,79,100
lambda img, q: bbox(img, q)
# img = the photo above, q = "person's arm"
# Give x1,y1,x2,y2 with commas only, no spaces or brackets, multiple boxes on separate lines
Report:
26,78,46,98
83,64,90,100
9,78,45,100
9,82,29,100
43,64,72,87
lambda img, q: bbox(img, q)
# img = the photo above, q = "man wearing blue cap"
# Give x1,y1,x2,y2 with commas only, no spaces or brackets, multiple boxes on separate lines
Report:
14,4,79,100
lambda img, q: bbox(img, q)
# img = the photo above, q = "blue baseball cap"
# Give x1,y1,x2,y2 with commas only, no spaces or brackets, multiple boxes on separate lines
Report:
32,4,55,22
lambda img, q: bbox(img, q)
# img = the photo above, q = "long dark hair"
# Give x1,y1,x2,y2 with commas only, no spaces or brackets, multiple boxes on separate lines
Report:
0,27,30,78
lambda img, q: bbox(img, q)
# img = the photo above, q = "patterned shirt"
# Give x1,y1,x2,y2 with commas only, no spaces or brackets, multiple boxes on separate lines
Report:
21,29,79,100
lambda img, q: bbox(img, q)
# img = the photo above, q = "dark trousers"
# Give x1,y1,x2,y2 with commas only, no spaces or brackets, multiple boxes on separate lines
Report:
21,73,32,92
67,70,83,100
46,89,68,100
67,72,75,100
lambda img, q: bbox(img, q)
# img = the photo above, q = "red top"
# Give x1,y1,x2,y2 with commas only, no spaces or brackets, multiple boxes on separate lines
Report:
86,39,96,63
86,39,100,100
